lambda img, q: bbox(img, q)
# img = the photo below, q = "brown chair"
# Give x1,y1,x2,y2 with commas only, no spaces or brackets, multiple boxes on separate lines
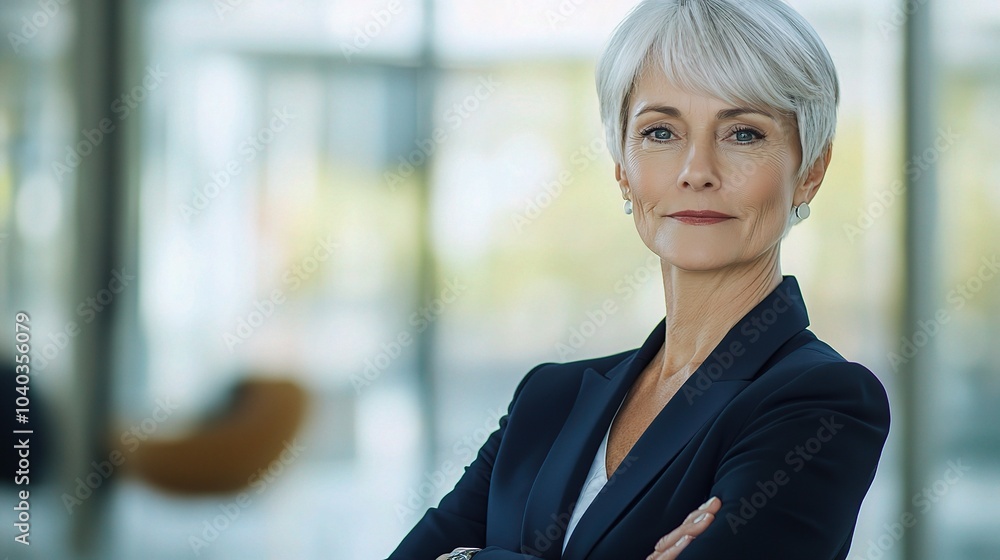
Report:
122,377,308,494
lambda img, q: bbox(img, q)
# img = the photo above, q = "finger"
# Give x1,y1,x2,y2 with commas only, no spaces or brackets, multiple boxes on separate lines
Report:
647,534,695,560
653,497,721,552
698,495,722,516
652,512,713,553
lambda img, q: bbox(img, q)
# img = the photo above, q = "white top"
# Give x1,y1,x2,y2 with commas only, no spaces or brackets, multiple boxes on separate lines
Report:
561,398,626,554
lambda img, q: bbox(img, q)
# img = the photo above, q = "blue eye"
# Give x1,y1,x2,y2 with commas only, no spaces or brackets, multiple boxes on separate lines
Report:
651,128,672,141
641,126,673,142
732,127,764,143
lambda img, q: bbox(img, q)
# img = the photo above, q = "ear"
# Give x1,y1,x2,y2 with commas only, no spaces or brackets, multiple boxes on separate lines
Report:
615,162,631,198
796,143,833,204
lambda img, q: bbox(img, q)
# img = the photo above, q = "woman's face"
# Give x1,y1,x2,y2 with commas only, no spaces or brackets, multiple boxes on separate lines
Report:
616,68,830,272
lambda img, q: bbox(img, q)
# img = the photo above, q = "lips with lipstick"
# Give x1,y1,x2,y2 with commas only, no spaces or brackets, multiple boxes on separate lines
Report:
667,210,734,225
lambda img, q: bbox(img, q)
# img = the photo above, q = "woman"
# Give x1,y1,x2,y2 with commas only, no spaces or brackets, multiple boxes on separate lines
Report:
389,0,891,558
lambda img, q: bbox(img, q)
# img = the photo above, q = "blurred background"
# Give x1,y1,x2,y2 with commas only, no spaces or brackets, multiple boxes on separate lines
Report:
0,0,997,558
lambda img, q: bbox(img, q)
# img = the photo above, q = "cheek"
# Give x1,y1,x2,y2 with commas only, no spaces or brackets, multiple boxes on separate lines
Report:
719,147,793,189
625,152,662,210
722,153,793,228
624,151,677,206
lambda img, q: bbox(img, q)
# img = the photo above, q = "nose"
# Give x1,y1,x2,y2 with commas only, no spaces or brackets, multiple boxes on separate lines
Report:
676,141,720,191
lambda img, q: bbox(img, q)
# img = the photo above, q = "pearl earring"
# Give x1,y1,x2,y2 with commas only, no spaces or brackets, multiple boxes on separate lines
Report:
623,199,633,215
791,202,810,224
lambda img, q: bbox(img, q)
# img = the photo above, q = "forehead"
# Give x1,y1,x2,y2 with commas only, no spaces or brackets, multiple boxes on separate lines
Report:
628,65,798,130
630,66,747,115
630,71,723,115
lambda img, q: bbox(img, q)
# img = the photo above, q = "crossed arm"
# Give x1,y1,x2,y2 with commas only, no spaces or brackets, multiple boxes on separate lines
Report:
388,361,891,560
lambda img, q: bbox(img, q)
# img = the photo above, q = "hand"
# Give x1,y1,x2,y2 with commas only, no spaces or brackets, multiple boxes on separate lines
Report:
646,496,722,559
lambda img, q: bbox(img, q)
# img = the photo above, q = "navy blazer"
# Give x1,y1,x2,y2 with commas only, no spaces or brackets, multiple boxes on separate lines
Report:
388,275,891,560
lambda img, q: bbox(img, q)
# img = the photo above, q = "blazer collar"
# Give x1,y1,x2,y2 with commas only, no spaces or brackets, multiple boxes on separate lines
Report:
520,275,810,559
595,274,810,383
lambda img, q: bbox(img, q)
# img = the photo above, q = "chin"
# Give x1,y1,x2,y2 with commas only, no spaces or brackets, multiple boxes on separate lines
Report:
651,247,732,272
645,232,733,271
666,258,731,272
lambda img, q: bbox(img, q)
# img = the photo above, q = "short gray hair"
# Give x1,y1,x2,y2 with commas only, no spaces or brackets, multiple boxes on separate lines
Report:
595,0,839,181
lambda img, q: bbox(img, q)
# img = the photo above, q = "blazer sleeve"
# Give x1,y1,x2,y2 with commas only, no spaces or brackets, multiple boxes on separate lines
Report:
678,361,891,560
386,362,552,560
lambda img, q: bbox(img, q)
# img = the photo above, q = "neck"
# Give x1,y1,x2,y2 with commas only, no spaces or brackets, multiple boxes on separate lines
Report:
655,252,783,383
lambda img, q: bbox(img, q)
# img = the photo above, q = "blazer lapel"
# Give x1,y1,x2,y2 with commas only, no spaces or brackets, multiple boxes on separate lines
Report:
561,275,811,559
559,378,750,559
519,317,667,559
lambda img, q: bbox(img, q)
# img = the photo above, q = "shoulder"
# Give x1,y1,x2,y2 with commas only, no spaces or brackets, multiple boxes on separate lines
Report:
740,337,891,428
776,338,887,396
508,346,638,405
496,348,638,440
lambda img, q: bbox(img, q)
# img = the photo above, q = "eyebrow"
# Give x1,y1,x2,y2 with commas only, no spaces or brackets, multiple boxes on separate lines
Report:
633,104,775,121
